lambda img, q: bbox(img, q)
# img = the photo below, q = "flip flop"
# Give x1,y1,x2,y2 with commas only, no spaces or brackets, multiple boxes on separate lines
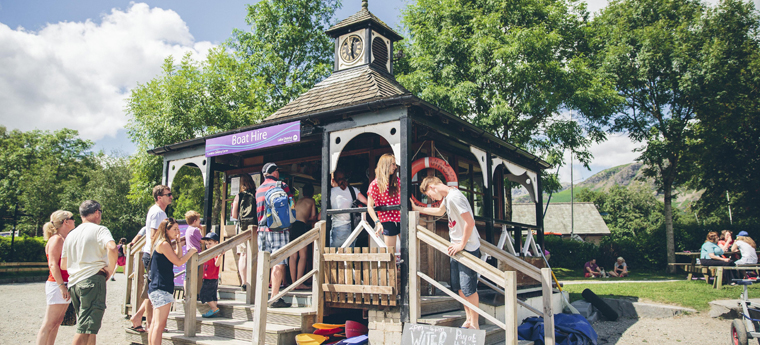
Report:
128,325,146,333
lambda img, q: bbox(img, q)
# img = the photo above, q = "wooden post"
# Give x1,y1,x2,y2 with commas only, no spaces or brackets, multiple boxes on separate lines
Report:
312,221,327,322
184,253,199,337
408,211,421,323
541,268,555,345
245,228,255,304
505,271,518,345
131,251,144,318
252,251,271,345
123,244,133,315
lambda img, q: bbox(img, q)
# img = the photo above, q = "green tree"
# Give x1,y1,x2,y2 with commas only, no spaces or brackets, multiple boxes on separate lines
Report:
126,0,342,219
0,127,94,236
690,0,760,224
397,0,619,179
578,185,663,237
591,0,713,271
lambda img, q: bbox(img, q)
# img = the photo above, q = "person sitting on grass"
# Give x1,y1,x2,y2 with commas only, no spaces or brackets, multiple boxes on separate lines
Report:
584,259,603,278
610,257,628,277
200,232,223,318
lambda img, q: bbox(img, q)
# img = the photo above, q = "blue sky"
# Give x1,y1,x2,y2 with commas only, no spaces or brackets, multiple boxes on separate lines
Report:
0,0,655,183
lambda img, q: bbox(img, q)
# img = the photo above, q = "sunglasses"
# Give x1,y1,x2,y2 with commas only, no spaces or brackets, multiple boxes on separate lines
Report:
162,192,173,197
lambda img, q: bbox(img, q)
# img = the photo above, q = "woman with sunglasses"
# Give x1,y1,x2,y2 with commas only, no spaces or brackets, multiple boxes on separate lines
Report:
147,218,197,345
36,210,75,345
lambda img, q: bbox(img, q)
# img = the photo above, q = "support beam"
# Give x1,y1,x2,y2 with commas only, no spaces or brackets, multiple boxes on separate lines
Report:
252,251,271,345
399,114,411,322
505,271,518,345
184,253,199,337
408,211,421,323
203,157,214,232
542,268,555,345
536,175,545,251
485,150,494,244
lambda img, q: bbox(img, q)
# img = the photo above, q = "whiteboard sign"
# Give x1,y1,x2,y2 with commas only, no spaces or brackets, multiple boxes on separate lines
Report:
230,177,240,196
401,323,485,345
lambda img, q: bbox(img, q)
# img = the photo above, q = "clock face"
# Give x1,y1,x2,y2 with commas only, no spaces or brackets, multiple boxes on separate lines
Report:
340,35,364,63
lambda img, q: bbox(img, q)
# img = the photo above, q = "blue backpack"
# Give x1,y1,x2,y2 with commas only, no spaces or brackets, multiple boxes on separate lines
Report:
265,181,296,231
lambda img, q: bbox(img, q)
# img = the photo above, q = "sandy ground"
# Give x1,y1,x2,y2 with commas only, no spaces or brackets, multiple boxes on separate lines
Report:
0,273,130,345
0,273,737,345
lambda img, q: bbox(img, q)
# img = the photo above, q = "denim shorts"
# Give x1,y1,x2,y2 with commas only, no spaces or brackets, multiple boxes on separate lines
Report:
450,248,481,297
148,290,174,308
330,224,353,248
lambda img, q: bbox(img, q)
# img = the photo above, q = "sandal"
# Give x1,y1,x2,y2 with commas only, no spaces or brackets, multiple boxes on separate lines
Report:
128,325,146,333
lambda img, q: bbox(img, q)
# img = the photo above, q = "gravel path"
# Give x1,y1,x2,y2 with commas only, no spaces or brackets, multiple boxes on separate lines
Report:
0,273,130,345
0,274,736,345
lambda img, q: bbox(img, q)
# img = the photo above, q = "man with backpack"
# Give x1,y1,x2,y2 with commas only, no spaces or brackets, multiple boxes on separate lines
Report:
255,162,295,308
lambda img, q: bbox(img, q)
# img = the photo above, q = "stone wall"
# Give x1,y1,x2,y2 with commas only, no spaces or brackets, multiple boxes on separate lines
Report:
368,307,403,345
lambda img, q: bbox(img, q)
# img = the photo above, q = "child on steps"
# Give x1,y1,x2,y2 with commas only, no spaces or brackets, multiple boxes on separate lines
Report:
200,232,223,318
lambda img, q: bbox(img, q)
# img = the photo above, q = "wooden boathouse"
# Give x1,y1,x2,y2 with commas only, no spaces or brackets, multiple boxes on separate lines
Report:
123,2,559,344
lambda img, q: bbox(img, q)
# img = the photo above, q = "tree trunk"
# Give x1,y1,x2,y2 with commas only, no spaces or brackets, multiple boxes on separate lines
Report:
664,183,676,273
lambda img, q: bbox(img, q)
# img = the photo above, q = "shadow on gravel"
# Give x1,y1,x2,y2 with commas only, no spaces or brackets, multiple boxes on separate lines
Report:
593,318,639,344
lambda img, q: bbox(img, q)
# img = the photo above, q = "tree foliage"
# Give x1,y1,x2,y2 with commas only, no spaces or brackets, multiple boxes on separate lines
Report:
578,185,663,237
396,0,619,172
126,0,341,214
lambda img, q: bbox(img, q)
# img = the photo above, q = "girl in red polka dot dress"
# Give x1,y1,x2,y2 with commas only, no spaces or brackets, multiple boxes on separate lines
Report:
367,153,402,251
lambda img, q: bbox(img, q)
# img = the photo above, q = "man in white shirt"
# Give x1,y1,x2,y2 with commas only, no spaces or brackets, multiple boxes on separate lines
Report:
129,185,172,332
411,176,482,330
61,200,117,344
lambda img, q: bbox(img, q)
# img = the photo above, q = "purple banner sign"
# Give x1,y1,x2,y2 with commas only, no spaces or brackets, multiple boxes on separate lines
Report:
205,121,301,157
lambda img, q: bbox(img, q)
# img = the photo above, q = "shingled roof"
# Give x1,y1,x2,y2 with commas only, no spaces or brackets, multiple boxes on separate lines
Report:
511,202,611,236
265,65,411,121
325,6,402,41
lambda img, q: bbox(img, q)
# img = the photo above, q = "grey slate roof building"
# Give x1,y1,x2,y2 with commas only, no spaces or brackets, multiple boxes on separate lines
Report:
512,202,610,241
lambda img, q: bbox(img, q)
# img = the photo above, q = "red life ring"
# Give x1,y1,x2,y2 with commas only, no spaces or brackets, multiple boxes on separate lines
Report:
411,157,458,207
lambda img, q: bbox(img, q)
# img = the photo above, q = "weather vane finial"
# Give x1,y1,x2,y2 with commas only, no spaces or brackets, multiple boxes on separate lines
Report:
362,0,368,10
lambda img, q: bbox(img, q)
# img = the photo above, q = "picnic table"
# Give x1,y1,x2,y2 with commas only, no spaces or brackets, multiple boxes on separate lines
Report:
674,251,760,289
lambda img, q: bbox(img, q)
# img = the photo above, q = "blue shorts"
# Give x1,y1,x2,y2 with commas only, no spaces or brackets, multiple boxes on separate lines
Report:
450,248,481,297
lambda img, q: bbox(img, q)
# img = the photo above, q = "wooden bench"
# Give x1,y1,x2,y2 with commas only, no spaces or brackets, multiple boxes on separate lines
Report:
709,266,760,289
669,262,711,281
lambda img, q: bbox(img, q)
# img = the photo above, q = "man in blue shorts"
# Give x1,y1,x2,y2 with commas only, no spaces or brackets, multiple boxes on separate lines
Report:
412,176,482,330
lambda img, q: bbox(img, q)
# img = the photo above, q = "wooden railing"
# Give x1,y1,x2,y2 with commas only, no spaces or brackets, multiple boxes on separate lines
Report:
408,211,555,345
184,228,255,337
253,221,327,345
123,235,146,316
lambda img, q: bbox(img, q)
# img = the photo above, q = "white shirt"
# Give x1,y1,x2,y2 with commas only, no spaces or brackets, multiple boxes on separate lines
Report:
444,188,481,251
142,204,167,254
735,240,758,265
330,186,361,227
62,223,114,288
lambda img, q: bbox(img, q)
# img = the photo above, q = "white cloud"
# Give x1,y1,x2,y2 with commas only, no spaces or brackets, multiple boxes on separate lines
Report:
0,3,214,141
558,133,642,183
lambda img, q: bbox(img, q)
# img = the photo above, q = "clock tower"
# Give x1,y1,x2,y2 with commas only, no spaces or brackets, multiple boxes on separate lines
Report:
325,0,403,74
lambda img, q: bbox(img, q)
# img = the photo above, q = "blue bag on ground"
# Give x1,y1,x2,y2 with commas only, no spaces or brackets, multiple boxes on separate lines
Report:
517,313,597,345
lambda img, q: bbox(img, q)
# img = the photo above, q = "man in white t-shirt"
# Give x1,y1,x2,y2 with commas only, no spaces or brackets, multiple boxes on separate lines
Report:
61,200,117,344
129,185,172,332
412,176,482,330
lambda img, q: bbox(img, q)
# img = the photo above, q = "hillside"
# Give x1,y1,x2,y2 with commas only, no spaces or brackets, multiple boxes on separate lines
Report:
513,163,702,210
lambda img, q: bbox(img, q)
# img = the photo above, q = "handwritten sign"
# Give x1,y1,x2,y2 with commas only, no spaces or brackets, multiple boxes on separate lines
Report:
205,121,300,157
402,323,485,345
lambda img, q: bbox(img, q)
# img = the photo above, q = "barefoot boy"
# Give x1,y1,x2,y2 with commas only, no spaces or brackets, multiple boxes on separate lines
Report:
411,176,482,330
200,232,222,318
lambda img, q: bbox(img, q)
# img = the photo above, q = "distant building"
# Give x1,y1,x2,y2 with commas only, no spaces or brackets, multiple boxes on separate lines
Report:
512,202,610,244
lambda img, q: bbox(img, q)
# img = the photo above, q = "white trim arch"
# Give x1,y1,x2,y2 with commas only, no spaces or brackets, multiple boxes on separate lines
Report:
492,156,538,203
167,155,208,188
328,120,401,173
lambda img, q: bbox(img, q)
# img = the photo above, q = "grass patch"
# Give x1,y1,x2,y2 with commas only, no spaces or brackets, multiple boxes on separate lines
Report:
562,280,760,311
554,268,681,281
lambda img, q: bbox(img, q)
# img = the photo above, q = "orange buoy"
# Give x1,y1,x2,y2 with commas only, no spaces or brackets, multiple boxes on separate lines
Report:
411,157,458,207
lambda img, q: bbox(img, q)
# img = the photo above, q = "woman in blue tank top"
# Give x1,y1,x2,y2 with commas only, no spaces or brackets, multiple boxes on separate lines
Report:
147,218,197,345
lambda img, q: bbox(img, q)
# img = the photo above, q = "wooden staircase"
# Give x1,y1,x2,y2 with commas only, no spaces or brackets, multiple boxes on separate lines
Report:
126,286,316,345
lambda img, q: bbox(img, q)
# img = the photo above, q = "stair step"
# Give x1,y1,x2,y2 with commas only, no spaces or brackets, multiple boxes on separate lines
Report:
420,296,463,315
175,300,316,327
417,310,484,327
166,315,301,345
217,286,313,306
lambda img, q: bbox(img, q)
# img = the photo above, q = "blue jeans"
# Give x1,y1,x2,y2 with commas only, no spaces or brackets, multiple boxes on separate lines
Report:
330,224,353,247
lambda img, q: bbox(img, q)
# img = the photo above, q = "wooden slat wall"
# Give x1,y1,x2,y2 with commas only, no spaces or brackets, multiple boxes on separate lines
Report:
323,247,396,308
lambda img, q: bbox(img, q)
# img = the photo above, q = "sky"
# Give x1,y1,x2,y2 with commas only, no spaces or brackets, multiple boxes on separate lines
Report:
0,0,721,183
